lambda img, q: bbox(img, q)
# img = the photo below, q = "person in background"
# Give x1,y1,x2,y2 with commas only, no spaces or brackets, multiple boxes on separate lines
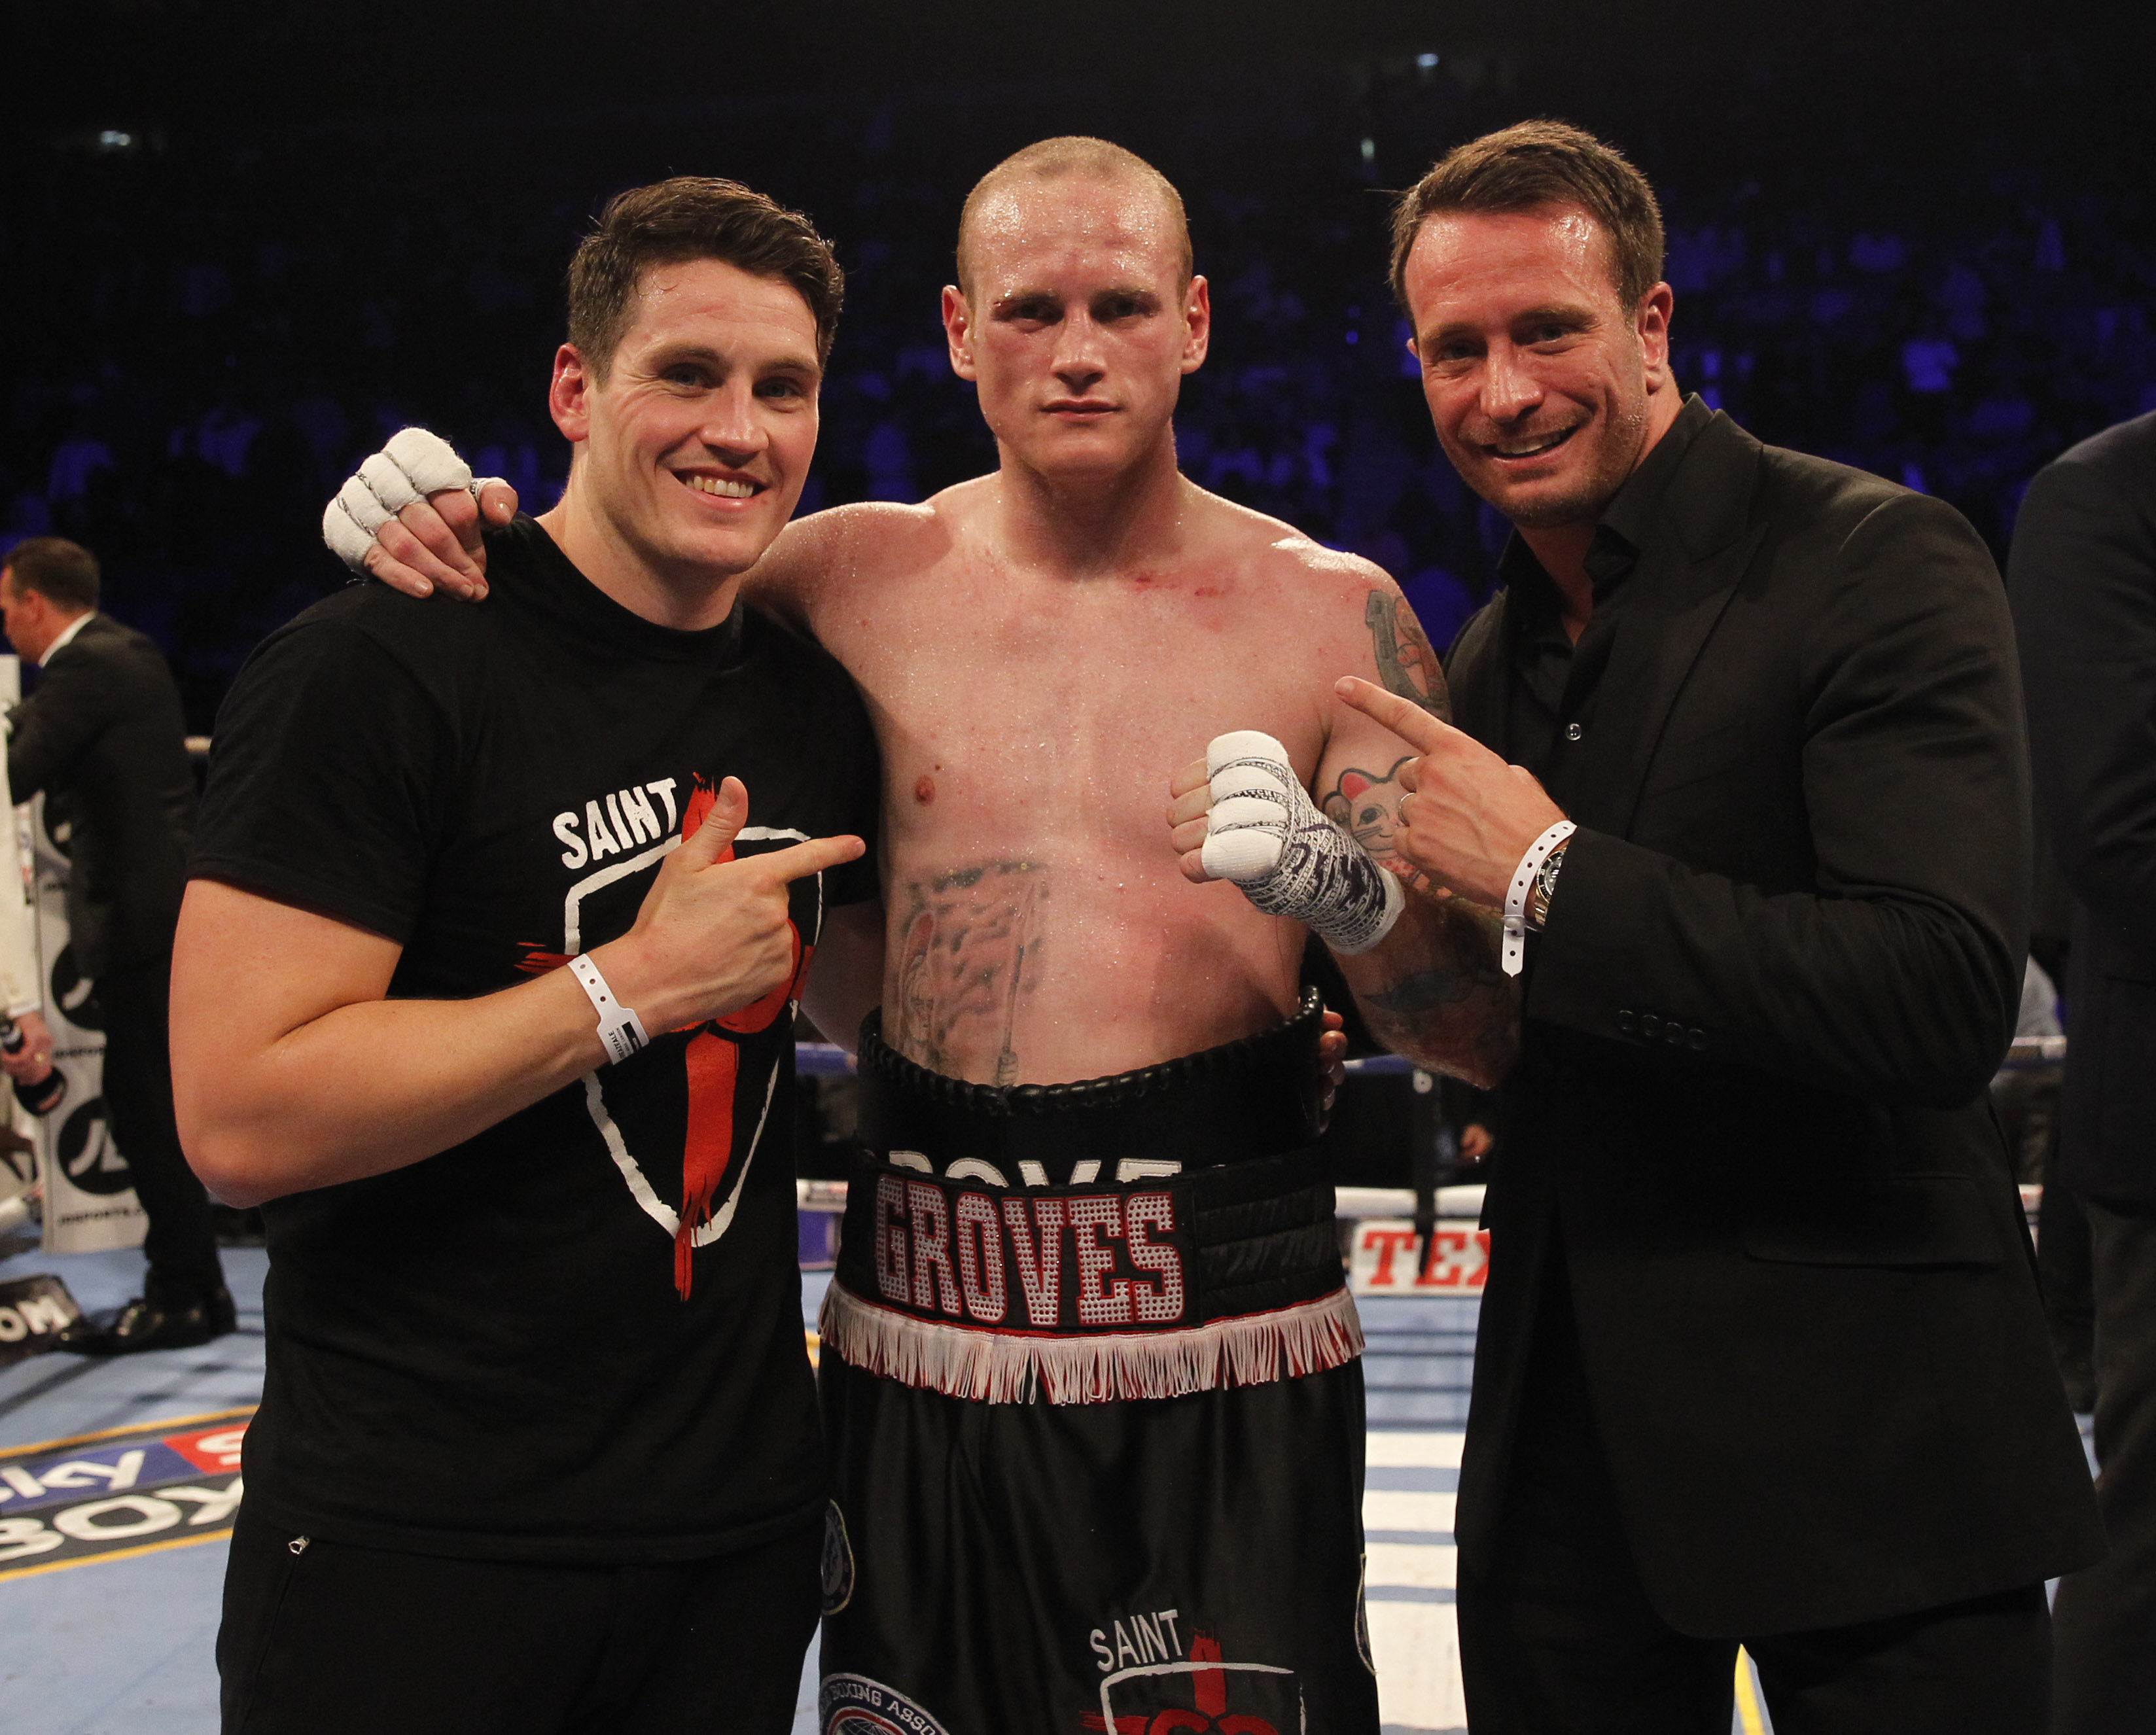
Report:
0,739,52,1087
2011,406,2156,1735
0,535,227,1351
0,733,55,1198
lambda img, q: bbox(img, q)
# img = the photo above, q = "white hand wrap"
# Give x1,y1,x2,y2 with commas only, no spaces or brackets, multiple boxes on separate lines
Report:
321,427,503,576
1198,729,1404,956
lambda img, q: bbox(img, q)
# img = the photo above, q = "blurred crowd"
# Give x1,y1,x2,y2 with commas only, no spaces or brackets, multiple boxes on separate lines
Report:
5,79,2151,731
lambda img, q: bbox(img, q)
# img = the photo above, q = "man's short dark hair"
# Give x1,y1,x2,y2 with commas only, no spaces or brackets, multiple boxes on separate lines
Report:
1389,120,1665,315
565,177,845,378
2,536,99,613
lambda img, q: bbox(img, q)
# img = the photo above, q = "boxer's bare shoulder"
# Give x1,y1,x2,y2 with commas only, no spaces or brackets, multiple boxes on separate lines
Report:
741,496,945,626
1181,489,1450,727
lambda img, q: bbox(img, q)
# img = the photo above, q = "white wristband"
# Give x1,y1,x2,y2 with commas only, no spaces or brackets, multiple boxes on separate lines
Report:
569,954,650,1065
1502,821,1577,978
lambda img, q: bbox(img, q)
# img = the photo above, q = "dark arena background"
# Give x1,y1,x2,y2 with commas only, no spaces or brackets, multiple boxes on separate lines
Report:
10,2,2153,732
1,3,2148,1730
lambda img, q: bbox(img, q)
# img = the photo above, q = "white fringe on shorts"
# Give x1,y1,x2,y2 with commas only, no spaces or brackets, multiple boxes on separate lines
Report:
818,1280,1364,1405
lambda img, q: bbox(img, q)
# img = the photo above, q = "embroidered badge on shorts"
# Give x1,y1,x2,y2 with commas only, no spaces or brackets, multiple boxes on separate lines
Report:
821,1500,855,1617
820,1673,953,1735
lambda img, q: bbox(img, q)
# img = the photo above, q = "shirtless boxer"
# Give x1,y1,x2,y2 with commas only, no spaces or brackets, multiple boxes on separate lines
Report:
334,137,1511,1735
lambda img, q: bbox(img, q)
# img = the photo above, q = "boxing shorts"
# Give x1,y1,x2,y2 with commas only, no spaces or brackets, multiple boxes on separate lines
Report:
817,989,1379,1735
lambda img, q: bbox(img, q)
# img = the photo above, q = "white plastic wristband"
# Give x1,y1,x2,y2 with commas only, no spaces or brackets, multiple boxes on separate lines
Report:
1502,820,1578,977
569,954,650,1066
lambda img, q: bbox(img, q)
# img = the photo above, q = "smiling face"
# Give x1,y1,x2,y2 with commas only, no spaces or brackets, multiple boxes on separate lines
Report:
550,256,821,584
1402,203,1672,530
943,174,1209,485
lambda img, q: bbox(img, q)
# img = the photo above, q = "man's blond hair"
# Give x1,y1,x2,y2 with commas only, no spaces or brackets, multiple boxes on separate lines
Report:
955,137,1193,294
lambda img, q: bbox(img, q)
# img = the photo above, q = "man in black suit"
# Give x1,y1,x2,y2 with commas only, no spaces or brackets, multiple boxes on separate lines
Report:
2011,411,2156,1734
1,535,230,1350
1332,121,2103,1732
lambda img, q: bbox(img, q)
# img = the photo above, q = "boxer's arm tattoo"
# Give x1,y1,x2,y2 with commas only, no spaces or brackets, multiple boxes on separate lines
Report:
1364,591,1451,720
1366,960,1491,1016
1358,902,1519,1086
891,860,1046,1085
1324,754,1517,1083
1322,754,1422,879
1322,756,1447,900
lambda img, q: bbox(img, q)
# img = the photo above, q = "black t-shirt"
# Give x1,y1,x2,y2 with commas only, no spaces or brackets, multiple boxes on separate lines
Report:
192,517,880,1562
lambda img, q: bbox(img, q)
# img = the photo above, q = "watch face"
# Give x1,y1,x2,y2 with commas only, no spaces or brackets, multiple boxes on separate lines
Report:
1532,843,1566,925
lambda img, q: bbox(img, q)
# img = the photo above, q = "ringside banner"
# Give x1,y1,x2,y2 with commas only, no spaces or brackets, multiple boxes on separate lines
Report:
1346,1218,1489,1295
27,789,144,1255
0,1409,251,1579
0,1273,82,1369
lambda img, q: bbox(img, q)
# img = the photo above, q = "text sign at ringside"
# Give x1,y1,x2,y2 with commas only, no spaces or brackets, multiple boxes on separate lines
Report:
0,1408,252,1578
1347,1218,1489,1293
0,1273,82,1369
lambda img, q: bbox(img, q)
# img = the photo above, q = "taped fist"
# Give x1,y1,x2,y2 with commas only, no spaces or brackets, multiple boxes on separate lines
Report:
1167,730,1403,956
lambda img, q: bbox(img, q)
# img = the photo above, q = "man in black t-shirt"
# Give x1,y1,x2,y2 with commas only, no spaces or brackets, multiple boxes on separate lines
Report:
171,180,882,1735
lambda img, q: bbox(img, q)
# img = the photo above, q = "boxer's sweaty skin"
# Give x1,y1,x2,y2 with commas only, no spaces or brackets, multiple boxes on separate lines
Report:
744,166,1511,1087
744,476,1508,1087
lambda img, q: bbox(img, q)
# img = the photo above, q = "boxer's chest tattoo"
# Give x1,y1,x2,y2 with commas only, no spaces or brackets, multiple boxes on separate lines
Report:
892,860,1048,1085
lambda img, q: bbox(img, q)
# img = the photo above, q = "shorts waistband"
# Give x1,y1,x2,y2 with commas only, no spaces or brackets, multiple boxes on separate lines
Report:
856,987,1326,1176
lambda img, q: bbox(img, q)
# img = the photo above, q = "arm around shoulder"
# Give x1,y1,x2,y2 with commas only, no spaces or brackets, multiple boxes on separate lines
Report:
741,499,938,638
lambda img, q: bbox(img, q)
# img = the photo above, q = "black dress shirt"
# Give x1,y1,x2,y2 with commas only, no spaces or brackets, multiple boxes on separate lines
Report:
1500,395,1713,782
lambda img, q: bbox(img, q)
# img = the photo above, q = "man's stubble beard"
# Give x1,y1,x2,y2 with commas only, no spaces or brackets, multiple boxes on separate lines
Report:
1472,394,1650,535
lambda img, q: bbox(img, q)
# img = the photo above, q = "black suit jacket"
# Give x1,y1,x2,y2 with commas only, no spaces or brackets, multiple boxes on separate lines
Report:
2010,411,2156,1210
1445,407,2102,1636
8,613,196,978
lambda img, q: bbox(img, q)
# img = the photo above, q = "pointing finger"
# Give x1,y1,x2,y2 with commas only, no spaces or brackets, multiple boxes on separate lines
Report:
1167,757,1210,801
1334,676,1458,754
762,833,868,884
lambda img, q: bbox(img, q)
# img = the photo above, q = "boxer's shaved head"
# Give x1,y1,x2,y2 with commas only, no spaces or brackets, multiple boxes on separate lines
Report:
956,137,1192,294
